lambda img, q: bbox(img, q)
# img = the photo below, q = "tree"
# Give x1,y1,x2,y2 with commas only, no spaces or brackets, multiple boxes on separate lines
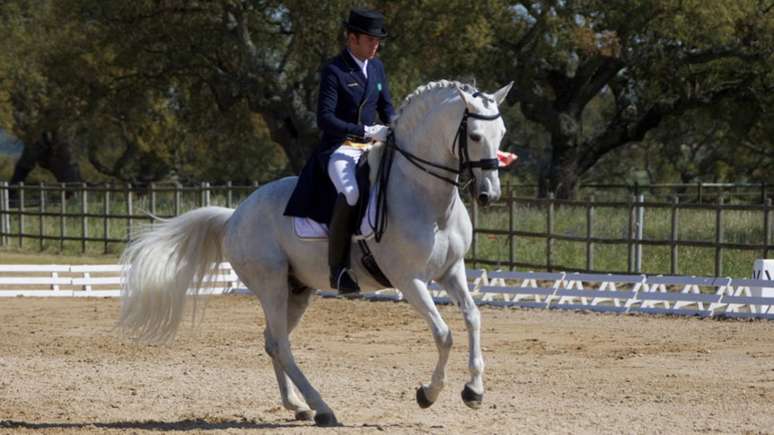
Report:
71,0,348,175
2,0,771,194
480,0,773,197
0,0,292,185
0,0,85,185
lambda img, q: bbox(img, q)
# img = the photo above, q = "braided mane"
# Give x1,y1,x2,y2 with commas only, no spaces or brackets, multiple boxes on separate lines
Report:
392,80,476,136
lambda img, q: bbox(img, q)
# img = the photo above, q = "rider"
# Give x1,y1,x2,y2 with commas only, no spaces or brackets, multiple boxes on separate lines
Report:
284,8,395,295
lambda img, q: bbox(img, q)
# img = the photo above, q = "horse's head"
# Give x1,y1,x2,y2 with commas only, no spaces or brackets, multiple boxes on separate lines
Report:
454,82,513,207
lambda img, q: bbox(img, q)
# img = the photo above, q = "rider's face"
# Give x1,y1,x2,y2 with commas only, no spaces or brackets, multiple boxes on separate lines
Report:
347,33,381,61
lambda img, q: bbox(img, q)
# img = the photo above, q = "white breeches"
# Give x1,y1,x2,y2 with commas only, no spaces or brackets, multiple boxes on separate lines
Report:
327,145,364,206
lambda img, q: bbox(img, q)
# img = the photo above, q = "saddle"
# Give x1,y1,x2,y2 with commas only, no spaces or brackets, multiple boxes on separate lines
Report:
291,141,391,288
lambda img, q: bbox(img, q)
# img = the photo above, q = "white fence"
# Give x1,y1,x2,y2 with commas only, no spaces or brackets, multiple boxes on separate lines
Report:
0,263,244,297
2,263,773,320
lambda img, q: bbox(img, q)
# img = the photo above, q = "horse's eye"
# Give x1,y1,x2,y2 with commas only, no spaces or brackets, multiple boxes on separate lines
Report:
470,133,482,142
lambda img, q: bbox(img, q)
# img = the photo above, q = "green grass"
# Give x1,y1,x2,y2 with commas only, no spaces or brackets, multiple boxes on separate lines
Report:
0,249,118,264
470,198,771,278
0,186,255,257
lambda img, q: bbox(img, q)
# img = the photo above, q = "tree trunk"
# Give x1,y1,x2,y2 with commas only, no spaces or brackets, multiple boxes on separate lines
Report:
545,112,581,199
10,132,82,185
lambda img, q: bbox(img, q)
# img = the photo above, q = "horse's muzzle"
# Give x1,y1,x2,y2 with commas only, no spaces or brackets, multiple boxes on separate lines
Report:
477,193,491,207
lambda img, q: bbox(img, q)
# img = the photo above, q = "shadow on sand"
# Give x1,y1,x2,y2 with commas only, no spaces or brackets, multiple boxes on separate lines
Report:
0,418,308,431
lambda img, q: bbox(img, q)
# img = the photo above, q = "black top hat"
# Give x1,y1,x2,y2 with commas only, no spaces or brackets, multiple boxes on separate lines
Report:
343,8,388,38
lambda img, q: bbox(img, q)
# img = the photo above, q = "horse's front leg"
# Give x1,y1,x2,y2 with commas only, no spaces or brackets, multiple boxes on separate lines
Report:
398,277,453,409
438,261,484,409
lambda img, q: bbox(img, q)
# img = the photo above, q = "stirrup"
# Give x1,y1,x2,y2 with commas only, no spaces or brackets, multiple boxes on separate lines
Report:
331,267,360,296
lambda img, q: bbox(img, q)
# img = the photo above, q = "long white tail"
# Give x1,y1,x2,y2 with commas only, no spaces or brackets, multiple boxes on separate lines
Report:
118,206,234,343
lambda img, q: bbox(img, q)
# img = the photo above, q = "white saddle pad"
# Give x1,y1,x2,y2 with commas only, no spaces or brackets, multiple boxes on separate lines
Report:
293,185,378,240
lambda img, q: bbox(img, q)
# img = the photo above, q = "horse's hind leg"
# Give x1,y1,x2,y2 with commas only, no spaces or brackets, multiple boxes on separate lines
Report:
265,287,315,421
397,278,453,409
258,274,338,427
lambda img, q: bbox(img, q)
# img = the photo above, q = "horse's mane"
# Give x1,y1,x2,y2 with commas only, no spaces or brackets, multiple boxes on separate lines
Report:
392,80,477,138
367,81,476,184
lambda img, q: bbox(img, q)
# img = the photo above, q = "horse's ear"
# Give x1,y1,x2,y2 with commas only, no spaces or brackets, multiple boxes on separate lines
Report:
492,82,514,106
454,85,474,109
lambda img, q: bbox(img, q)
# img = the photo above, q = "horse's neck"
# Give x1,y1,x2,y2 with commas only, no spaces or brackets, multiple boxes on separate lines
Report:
389,132,459,223
387,89,466,223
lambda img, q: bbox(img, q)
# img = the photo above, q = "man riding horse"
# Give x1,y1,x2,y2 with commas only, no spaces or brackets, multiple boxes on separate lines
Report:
284,8,395,296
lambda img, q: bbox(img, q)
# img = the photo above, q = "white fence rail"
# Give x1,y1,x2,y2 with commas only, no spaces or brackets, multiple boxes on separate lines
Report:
2,263,773,319
0,263,244,298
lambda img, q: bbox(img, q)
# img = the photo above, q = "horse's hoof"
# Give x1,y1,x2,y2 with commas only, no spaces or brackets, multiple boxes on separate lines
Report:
461,385,483,409
295,409,315,421
314,412,339,427
416,386,434,409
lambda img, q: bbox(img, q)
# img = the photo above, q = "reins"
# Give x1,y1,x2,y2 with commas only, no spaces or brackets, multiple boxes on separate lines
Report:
370,99,502,242
389,109,502,188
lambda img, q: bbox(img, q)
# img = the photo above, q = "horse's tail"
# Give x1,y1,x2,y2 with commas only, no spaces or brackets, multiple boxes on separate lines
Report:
117,206,234,343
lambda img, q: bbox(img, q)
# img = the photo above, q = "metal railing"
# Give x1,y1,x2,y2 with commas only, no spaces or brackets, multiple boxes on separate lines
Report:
501,181,772,204
1,181,772,277
469,193,773,277
0,181,258,254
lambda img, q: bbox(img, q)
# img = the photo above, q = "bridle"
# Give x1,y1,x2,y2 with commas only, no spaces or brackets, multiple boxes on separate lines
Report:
389,94,501,191
371,93,501,241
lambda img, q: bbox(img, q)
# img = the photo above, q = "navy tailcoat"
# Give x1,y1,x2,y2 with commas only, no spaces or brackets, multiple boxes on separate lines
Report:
284,50,395,224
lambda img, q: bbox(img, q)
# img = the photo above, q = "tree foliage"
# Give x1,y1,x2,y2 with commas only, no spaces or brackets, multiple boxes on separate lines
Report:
0,0,771,195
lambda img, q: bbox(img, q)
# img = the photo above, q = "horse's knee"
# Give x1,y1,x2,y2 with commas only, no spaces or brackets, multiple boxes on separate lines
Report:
264,331,278,358
463,306,481,328
433,325,453,351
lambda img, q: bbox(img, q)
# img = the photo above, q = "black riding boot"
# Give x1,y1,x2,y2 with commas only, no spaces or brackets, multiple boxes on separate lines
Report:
329,194,360,295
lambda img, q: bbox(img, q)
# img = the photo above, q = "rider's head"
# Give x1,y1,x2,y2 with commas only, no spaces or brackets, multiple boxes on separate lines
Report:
343,8,388,61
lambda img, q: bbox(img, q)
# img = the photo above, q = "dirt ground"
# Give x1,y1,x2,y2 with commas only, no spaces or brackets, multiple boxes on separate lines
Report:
1,295,773,435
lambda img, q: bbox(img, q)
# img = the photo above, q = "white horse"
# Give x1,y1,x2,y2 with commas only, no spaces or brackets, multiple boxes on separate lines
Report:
118,80,512,427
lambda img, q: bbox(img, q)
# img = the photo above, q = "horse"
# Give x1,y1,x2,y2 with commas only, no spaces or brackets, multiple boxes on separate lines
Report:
118,80,513,427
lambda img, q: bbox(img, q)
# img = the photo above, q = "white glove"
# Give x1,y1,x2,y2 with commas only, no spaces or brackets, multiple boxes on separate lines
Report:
364,124,390,142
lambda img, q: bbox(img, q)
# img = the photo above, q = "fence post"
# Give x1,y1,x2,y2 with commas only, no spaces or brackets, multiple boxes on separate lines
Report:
39,182,45,251
104,183,111,254
586,195,595,272
471,198,478,268
714,196,724,277
0,181,7,246
126,183,133,242
200,182,206,207
763,198,771,260
635,194,644,273
627,195,635,273
546,193,554,272
174,182,181,216
671,196,679,275
59,183,66,252
81,182,88,253
149,182,156,224
697,181,703,204
508,193,515,270
227,181,233,208
18,182,24,248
